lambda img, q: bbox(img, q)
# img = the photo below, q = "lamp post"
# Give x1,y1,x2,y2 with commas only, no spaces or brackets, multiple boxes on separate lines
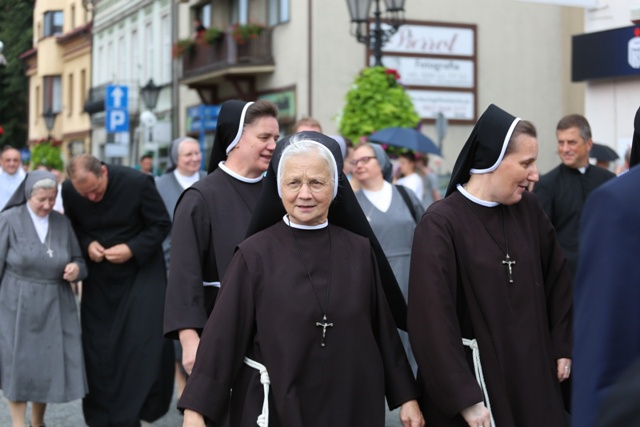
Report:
139,79,161,170
43,108,58,139
346,0,406,67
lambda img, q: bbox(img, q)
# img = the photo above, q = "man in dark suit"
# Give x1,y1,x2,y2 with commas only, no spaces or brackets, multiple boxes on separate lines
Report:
572,113,640,426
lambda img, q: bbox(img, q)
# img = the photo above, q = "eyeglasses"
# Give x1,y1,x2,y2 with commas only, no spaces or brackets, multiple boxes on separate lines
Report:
350,156,375,166
283,179,330,193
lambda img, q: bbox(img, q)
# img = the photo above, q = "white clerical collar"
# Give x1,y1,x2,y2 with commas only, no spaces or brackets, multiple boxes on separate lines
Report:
457,183,500,207
577,166,587,174
26,203,49,243
282,214,328,230
219,161,264,183
173,169,200,189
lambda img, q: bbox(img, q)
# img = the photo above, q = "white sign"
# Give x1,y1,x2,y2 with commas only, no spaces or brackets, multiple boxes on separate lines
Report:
379,56,475,88
383,25,475,57
104,143,128,158
408,90,475,120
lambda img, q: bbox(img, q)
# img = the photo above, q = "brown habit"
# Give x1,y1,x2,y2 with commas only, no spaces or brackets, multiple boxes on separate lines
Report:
407,191,572,426
179,222,418,426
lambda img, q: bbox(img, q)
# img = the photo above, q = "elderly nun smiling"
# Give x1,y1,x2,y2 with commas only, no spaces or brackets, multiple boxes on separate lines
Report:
179,132,424,427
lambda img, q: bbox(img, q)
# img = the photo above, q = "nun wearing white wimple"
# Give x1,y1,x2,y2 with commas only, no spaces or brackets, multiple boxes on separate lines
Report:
179,132,424,427
0,170,87,427
407,104,572,427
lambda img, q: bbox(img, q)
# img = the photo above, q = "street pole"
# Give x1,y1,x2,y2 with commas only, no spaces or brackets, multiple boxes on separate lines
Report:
373,0,383,66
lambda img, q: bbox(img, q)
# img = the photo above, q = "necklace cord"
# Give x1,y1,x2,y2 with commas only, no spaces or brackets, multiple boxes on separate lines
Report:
287,216,332,317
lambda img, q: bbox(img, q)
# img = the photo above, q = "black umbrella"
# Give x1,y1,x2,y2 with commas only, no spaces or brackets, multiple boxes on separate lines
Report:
368,127,442,156
590,143,619,162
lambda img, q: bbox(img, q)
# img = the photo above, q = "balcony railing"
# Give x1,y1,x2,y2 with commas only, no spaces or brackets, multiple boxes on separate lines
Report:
181,28,274,82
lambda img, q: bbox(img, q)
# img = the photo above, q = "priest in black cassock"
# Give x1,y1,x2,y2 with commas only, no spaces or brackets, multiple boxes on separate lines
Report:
532,114,615,278
408,105,572,427
163,99,280,376
62,154,174,427
179,132,423,427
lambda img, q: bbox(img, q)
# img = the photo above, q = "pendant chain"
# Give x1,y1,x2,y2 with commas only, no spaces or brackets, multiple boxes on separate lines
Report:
287,216,332,321
462,197,516,283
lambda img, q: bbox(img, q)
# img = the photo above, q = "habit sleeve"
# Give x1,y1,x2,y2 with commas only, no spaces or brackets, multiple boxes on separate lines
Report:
407,210,484,416
534,199,572,360
164,189,215,339
177,250,255,423
370,249,420,409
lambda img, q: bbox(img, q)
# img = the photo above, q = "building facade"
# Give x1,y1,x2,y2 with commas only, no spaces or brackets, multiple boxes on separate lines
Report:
577,1,640,169
175,0,585,173
22,0,92,165
86,0,174,170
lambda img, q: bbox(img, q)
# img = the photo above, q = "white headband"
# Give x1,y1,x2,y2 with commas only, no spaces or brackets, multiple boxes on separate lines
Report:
225,101,255,155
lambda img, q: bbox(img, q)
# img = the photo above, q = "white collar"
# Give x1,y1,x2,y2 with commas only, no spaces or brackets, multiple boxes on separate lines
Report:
219,161,264,183
282,214,328,230
457,183,500,207
26,203,49,243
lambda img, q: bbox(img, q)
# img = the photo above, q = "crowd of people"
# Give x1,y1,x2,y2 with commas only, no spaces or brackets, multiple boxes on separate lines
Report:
0,100,637,427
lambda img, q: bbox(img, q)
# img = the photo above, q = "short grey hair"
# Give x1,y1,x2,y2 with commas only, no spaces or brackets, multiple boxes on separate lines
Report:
277,137,338,199
30,178,57,197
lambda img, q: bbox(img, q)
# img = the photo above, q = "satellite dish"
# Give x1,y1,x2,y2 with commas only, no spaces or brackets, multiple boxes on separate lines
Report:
140,110,157,127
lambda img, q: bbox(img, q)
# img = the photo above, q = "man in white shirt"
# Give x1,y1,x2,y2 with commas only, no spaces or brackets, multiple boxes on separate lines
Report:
0,146,26,210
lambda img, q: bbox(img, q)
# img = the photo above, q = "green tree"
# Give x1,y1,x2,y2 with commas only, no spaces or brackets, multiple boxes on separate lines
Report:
338,66,420,145
0,0,33,150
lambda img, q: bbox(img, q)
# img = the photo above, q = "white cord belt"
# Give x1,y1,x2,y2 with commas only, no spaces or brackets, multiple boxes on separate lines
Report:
244,357,270,427
462,338,496,427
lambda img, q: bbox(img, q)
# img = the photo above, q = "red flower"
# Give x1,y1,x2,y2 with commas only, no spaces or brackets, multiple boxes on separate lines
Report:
384,68,401,80
0,126,4,136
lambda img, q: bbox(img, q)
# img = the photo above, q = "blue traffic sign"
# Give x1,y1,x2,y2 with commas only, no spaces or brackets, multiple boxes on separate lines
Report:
105,85,129,109
106,108,129,133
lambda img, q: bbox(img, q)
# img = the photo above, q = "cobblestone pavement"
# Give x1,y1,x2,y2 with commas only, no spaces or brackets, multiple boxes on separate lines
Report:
0,389,403,426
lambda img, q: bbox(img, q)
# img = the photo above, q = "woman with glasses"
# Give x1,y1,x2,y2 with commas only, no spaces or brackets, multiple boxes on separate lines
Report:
179,132,424,427
352,143,424,377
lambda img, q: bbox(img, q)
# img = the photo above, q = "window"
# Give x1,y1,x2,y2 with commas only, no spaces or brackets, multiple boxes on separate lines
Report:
268,0,289,26
43,75,62,113
35,85,40,124
229,0,247,25
161,14,171,83
43,11,64,37
68,73,74,116
71,4,76,29
131,30,139,84
107,40,114,81
195,3,212,28
145,21,153,82
118,34,126,80
80,69,86,109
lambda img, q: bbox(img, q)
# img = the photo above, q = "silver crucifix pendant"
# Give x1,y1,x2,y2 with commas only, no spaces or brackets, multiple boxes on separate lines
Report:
315,315,333,347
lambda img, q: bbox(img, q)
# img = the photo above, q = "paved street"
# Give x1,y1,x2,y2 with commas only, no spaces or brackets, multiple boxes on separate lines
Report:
0,389,403,426
0,389,183,426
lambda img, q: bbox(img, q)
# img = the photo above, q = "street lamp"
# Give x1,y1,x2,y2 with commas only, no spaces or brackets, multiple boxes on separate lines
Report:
346,0,406,67
43,108,58,139
140,78,161,111
139,79,161,170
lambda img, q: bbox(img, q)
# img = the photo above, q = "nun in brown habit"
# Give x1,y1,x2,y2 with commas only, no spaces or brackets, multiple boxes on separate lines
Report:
179,132,423,427
407,104,572,427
